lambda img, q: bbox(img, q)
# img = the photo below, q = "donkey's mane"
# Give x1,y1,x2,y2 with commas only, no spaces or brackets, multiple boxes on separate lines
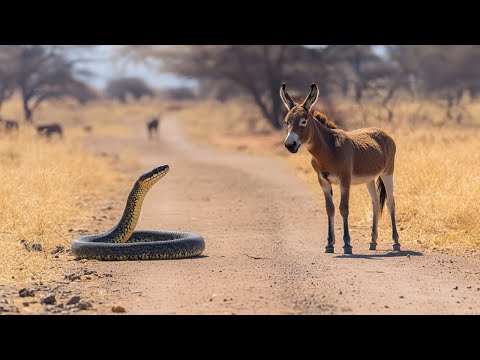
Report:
312,110,337,129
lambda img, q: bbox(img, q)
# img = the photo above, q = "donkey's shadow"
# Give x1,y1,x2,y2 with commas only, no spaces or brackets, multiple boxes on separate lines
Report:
334,250,423,260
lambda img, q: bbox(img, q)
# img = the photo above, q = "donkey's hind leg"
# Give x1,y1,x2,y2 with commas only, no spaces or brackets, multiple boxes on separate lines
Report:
380,174,401,251
365,180,380,250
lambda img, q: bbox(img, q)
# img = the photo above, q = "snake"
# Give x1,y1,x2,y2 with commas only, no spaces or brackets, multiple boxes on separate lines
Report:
71,164,205,261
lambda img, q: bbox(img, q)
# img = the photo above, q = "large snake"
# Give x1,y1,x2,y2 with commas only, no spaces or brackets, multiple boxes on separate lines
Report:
71,165,205,261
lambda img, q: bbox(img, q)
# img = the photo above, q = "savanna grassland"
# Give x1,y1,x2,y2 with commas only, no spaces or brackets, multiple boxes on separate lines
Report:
0,95,172,285
177,99,480,255
1,94,479,286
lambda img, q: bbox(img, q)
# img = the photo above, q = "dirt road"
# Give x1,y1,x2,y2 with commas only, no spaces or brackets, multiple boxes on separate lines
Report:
70,116,480,314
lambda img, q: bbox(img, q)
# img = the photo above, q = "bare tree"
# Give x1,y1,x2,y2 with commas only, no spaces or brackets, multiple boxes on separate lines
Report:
13,45,96,122
105,77,154,103
120,45,335,129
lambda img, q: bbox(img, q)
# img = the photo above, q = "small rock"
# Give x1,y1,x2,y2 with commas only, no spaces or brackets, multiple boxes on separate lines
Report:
22,302,30,307
31,243,43,252
339,291,343,295
384,305,390,308
66,296,81,305
407,254,411,259
450,260,454,263
399,296,404,299
50,246,65,255
78,302,92,310
65,273,81,281
112,305,126,313
83,270,97,275
19,288,35,297
41,294,56,305
453,286,458,290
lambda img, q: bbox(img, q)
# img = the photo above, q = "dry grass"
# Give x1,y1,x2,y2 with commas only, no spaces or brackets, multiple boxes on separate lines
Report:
178,99,480,254
0,129,127,284
0,95,178,285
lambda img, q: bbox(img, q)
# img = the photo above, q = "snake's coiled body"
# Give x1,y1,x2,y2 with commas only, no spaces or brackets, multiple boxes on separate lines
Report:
71,165,205,261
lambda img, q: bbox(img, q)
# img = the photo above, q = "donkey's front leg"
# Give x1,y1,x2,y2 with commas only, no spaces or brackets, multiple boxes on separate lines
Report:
339,177,352,254
318,175,335,253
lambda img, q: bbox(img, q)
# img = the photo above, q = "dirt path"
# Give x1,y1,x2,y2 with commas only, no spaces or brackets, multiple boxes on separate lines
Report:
70,116,480,314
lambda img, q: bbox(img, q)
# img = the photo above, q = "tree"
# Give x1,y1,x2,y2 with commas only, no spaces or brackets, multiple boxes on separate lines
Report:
0,46,19,115
13,45,96,122
388,45,480,123
120,45,336,130
105,77,154,103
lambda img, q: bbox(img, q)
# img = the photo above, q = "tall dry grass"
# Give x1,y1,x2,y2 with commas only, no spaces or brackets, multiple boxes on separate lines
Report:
0,128,128,285
178,99,480,254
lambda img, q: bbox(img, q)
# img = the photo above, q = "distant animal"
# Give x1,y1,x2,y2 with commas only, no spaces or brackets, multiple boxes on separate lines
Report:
147,117,160,139
36,123,63,139
1,119,19,133
280,83,400,255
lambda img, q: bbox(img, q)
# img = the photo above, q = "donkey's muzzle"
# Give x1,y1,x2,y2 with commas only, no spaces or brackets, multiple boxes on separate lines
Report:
285,141,299,153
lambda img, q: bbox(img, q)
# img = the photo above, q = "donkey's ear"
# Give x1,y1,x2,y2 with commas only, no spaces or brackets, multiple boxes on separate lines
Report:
302,83,319,112
280,83,295,111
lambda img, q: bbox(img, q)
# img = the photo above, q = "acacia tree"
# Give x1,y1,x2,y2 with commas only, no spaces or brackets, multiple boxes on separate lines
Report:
120,45,336,129
14,45,96,122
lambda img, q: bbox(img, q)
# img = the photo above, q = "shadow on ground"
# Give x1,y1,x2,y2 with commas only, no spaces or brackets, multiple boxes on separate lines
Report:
334,250,423,260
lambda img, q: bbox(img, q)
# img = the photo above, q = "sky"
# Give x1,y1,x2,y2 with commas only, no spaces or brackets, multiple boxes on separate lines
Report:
76,45,189,90
78,45,387,90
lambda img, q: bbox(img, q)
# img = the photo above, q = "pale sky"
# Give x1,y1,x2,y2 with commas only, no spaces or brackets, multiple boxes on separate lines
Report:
77,45,387,90
75,45,192,90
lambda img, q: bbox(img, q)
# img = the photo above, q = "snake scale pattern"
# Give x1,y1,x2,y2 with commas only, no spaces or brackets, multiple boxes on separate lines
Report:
71,165,205,261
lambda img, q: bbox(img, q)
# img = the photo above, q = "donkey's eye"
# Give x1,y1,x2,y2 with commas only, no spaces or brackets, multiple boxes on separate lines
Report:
300,120,307,126
285,121,289,126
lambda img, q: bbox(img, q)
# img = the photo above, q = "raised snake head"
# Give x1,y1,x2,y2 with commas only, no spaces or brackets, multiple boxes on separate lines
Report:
137,164,170,190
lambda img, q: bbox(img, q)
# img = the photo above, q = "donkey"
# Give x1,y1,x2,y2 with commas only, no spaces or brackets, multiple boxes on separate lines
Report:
147,117,160,139
36,123,63,139
280,83,400,254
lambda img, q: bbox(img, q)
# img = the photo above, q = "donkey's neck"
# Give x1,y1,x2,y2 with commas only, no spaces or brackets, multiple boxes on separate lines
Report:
305,115,334,159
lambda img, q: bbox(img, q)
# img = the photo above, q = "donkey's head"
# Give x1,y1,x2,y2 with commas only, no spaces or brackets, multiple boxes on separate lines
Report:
280,83,319,153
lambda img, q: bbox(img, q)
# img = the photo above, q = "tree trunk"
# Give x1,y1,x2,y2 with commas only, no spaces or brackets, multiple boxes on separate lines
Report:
269,84,283,130
446,95,453,121
23,100,33,123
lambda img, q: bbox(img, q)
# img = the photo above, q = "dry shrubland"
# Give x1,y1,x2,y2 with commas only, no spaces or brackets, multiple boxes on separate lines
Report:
178,99,480,254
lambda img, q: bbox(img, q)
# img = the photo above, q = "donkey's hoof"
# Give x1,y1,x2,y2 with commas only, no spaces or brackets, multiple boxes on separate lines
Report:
343,246,353,255
393,243,401,251
369,243,377,251
325,246,334,253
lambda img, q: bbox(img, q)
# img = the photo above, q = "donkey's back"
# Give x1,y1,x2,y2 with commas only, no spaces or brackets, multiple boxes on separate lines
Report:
345,127,396,177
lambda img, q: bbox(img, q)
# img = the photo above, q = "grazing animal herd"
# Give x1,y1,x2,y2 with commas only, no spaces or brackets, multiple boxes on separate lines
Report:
0,116,162,141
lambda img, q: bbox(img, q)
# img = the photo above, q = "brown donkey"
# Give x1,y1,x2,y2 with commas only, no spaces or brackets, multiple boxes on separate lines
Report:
280,83,400,254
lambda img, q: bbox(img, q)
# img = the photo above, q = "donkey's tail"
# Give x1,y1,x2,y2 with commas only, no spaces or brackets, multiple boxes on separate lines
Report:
376,177,387,216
